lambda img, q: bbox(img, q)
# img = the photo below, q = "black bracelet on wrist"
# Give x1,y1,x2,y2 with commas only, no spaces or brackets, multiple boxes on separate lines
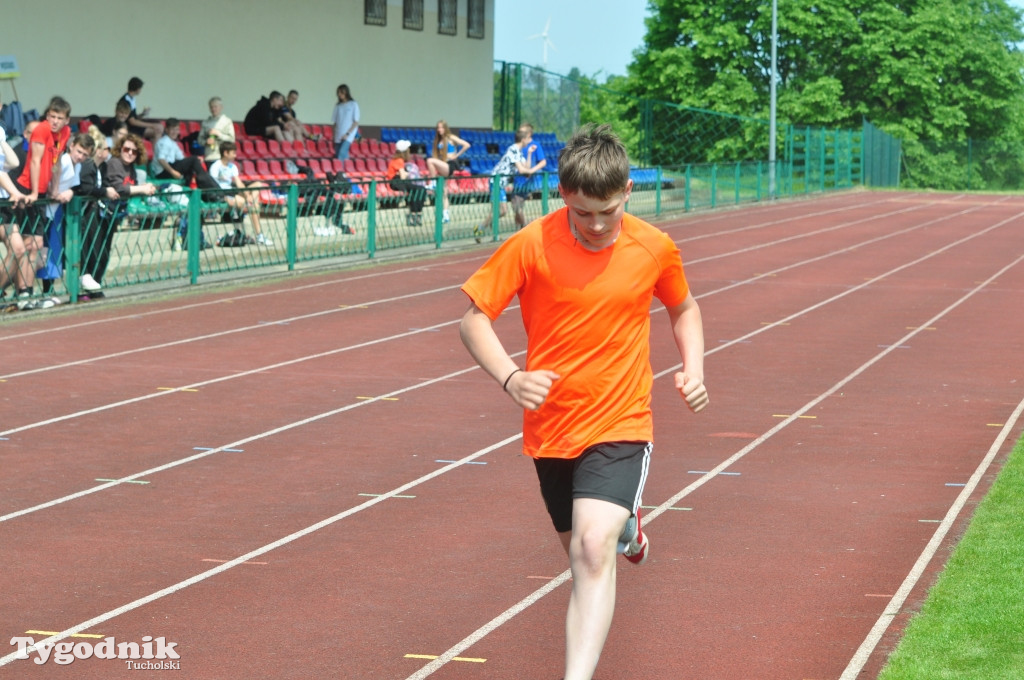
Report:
502,368,521,392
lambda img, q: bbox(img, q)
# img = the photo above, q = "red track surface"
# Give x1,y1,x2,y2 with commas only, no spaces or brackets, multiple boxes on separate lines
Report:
2,190,1022,679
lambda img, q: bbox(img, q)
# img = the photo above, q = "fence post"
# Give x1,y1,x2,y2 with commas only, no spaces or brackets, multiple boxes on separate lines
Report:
655,166,662,216
756,161,762,201
367,180,377,259
286,183,298,269
685,165,692,212
65,197,83,302
734,162,741,204
491,176,501,240
541,172,549,215
967,138,973,191
188,189,201,284
711,164,718,208
434,176,445,248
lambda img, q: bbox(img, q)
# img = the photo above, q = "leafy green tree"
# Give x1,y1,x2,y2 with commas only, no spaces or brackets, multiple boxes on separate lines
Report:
626,0,1024,182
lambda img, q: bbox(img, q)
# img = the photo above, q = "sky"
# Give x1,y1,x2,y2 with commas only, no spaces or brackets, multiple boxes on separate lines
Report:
493,0,652,79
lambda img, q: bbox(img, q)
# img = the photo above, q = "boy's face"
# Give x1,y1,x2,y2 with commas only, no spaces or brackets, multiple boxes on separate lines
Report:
287,92,298,106
560,180,634,252
68,143,91,164
46,110,69,133
222,148,237,162
166,125,180,139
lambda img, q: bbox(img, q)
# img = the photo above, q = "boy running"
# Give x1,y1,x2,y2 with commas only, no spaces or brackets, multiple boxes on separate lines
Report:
459,124,709,680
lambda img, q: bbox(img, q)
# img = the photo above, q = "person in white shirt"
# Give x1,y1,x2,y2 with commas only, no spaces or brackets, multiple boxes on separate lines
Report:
207,141,272,246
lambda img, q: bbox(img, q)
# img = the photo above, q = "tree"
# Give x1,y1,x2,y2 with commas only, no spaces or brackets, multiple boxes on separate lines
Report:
626,0,1024,178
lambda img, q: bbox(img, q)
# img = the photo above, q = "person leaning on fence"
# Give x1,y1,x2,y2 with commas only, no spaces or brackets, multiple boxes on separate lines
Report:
0,124,27,303
386,139,427,226
75,127,120,297
33,133,95,305
472,129,529,242
459,123,709,680
4,96,73,307
208,141,272,246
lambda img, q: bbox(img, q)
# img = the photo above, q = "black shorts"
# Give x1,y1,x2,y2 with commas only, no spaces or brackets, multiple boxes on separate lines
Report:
6,187,48,237
533,441,652,533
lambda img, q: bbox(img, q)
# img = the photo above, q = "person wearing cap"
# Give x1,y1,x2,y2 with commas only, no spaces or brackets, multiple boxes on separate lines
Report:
386,140,426,226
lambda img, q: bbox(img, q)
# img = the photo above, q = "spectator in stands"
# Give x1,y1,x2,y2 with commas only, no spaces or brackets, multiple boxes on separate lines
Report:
332,84,359,162
244,91,291,142
76,127,119,297
94,134,157,288
280,90,308,142
426,119,471,223
386,140,426,226
34,132,96,304
208,141,273,246
4,97,73,307
472,129,530,242
510,122,548,221
151,118,217,189
0,124,26,302
117,76,164,142
199,96,235,164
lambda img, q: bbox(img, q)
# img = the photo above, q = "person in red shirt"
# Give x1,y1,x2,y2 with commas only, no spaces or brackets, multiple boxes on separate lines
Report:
4,96,72,301
460,124,709,680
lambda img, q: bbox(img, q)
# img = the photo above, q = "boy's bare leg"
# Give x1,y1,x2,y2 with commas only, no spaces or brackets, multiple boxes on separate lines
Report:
245,183,265,235
563,497,631,680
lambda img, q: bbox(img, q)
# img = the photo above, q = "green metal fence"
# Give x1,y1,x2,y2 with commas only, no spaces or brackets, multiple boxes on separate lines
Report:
1,64,905,310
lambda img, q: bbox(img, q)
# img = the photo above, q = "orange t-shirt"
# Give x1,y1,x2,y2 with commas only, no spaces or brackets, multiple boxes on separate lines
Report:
461,207,690,459
17,122,71,193
385,157,404,181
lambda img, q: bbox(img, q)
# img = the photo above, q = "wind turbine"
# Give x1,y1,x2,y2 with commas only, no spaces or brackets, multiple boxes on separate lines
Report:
527,16,557,69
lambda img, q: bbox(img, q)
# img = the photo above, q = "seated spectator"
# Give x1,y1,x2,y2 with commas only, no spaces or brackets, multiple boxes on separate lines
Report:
76,127,120,297
199,96,235,164
279,90,308,142
116,76,164,142
386,140,426,226
244,91,291,142
151,118,217,189
426,119,470,223
208,141,273,246
473,129,530,242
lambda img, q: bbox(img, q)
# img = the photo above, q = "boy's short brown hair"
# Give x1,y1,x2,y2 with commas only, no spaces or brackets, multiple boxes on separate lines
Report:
219,140,237,156
557,123,630,200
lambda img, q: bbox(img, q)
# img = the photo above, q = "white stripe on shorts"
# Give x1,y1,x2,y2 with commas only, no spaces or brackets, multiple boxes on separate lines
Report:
631,442,652,515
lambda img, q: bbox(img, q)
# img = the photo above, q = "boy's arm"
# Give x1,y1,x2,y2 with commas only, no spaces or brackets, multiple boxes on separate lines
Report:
459,302,559,411
27,140,45,201
666,293,709,413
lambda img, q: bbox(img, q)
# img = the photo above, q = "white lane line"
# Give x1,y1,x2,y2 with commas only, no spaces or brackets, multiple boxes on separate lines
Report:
0,198,984,439
840,393,1024,679
0,434,524,667
406,252,1024,679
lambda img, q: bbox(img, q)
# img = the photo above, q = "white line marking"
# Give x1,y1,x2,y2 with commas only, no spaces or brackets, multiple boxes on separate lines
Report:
839,395,1024,679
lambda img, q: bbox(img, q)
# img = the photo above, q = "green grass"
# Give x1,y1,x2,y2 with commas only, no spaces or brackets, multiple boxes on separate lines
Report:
878,434,1024,679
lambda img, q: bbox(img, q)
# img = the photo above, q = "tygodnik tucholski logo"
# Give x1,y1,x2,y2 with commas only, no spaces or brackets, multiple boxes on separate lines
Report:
9,635,181,668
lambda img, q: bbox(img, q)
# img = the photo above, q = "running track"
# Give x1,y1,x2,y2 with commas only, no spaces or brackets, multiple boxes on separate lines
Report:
2,190,1022,679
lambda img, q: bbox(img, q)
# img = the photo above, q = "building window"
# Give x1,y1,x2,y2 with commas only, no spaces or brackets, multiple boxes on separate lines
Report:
467,0,484,39
438,0,457,36
404,0,424,30
365,0,386,26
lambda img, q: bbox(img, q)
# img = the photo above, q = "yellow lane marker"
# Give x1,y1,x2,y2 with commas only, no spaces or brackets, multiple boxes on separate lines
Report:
405,654,486,663
95,478,150,485
906,326,936,331
772,414,817,419
358,493,415,499
201,558,267,565
156,387,199,392
760,321,790,326
356,396,399,401
987,423,1005,427
26,630,104,639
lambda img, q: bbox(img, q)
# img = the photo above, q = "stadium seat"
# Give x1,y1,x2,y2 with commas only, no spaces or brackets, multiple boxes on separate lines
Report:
253,139,270,158
239,160,258,181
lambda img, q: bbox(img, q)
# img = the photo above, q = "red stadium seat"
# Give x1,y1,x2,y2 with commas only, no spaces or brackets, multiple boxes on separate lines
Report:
253,139,270,158
267,140,283,158
239,160,258,181
238,139,256,159
291,141,309,159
